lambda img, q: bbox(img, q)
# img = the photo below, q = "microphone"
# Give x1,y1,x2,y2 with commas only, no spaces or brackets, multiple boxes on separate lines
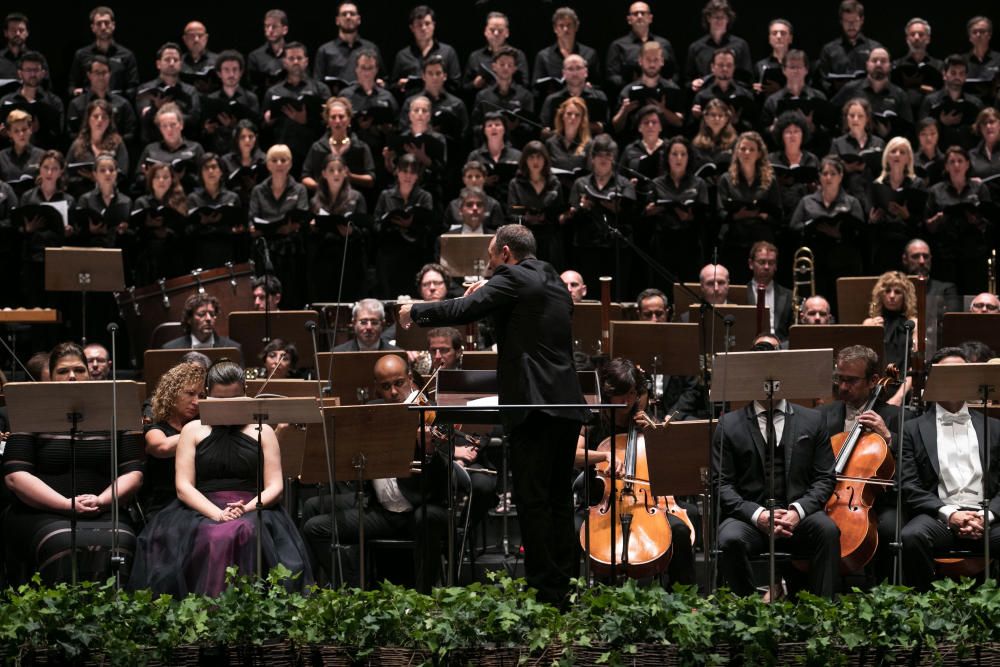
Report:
712,246,719,265
304,320,317,332
904,320,915,331
723,314,737,327
257,236,275,275
106,322,119,333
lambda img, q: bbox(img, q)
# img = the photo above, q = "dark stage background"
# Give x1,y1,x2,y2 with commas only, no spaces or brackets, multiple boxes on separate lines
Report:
14,1,1000,93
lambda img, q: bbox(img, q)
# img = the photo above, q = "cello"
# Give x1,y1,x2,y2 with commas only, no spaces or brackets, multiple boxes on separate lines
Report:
823,365,899,573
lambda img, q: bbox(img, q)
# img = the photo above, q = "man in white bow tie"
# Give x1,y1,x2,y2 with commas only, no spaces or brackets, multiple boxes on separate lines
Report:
900,346,1000,590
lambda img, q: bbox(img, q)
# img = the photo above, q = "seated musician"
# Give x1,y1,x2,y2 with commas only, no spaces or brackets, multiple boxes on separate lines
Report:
575,358,695,587
252,275,282,312
636,288,669,322
300,354,452,592
799,295,834,324
161,293,242,352
715,335,840,598
560,270,588,303
900,346,1000,591
818,345,898,582
745,241,794,343
332,298,400,351
862,271,918,406
678,263,730,323
257,338,303,380
3,343,144,585
969,292,1000,313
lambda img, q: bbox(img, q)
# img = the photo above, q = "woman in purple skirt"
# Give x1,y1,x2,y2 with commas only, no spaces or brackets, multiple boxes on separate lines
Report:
129,359,312,595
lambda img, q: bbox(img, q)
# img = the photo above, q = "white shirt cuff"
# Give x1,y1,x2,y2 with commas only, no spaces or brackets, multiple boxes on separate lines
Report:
790,502,805,520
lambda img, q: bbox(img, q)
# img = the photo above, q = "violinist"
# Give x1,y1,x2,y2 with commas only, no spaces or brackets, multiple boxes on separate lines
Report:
900,347,1000,591
714,338,839,598
818,345,898,582
574,358,695,586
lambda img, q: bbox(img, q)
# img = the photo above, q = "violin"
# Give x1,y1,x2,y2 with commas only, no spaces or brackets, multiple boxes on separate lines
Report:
823,365,899,573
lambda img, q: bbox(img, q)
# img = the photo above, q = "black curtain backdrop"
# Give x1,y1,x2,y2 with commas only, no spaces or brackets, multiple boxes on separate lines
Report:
17,1,1000,94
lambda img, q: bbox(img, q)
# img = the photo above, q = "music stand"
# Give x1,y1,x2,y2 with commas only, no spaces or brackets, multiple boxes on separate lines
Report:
941,313,1000,353
789,324,884,369
5,380,142,584
692,305,768,353
836,275,925,324
672,283,748,319
247,379,323,398
143,347,241,392
309,302,357,349
228,310,319,371
439,234,492,278
44,247,124,345
573,302,624,356
316,351,407,405
646,419,713,552
390,302,434,351
611,322,699,415
461,351,497,370
709,348,834,599
298,403,417,588
923,362,1000,581
199,396,322,577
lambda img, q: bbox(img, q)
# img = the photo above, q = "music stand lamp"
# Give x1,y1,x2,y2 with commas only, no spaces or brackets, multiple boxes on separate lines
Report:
5,380,141,585
199,396,322,577
45,247,125,345
710,348,833,598
923,361,1000,582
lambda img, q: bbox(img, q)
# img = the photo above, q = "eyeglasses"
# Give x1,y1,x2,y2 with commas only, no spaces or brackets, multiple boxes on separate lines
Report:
971,302,1000,312
421,280,445,288
355,318,381,326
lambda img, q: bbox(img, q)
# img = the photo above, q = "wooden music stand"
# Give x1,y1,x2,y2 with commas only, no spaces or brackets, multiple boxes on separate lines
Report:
439,234,492,278
924,361,1000,581
315,351,407,405
788,324,884,365
228,310,319,371
299,403,418,587
143,347,241,392
646,419,713,497
308,302,356,349
247,379,324,398
610,321,700,377
391,302,434,351
44,247,125,345
5,380,142,584
941,313,1000,352
692,304,768,353
573,302,623,356
836,275,926,324
461,351,497,370
672,282,748,319
199,396,323,577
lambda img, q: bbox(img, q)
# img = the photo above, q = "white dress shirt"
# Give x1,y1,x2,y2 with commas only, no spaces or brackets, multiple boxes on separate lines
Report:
935,403,988,522
190,333,215,349
372,477,413,513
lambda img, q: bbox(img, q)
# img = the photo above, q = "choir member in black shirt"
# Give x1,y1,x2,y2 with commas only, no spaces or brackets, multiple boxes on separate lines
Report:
611,41,684,139
462,11,530,97
249,144,310,308
0,108,43,190
532,6,600,89
753,19,793,99
966,16,1000,92
545,96,593,180
645,136,710,288
691,98,736,171
506,141,567,269
341,48,400,186
308,153,369,303
373,152,436,299
918,55,983,152
200,50,261,157
313,2,385,90
0,13,48,83
605,2,677,92
446,160,505,233
247,9,288,96
0,51,63,150
969,107,1000,198
131,162,187,286
830,48,913,140
925,145,995,293
220,119,266,208
136,43,201,146
690,47,754,129
390,5,461,94
185,153,244,270
263,42,332,175
66,99,129,199
685,0,752,91
789,156,866,302
400,55,470,152
180,21,218,94
66,55,138,148
915,118,945,185
769,111,819,224
618,105,666,201
815,1,882,94
565,134,637,297
382,95,447,208
466,111,520,205
67,7,139,99
869,137,926,273
75,152,132,251
760,50,830,149
716,131,781,282
18,150,72,305
539,54,608,135
829,97,884,212
301,96,375,194
471,47,536,150
893,18,942,119
136,103,205,193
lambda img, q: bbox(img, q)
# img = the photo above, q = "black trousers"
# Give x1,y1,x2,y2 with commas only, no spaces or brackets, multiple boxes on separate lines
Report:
901,513,1000,592
508,412,581,606
718,511,841,598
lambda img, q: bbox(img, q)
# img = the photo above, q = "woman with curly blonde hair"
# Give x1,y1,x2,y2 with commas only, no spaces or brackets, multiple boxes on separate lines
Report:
863,271,918,405
143,362,206,517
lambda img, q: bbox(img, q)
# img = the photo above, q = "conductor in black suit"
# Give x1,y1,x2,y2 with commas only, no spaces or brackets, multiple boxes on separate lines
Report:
398,224,589,605
714,339,840,597
900,347,1000,591
161,294,241,353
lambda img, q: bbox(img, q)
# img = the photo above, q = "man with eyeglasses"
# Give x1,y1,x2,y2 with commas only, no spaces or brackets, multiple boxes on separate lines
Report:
969,292,1000,313
1,51,63,149
313,2,384,91
333,298,400,352
605,2,677,92
966,16,1000,91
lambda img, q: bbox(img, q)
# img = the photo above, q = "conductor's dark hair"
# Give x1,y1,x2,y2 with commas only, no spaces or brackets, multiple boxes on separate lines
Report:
207,359,245,391
493,224,536,261
49,342,85,377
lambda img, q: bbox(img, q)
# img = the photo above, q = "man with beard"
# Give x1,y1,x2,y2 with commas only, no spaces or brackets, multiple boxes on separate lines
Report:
902,239,960,348
313,2,384,90
831,47,912,139
919,55,984,151
161,294,242,352
67,7,139,99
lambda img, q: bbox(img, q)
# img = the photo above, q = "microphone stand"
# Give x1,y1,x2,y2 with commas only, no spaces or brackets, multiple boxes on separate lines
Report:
892,320,914,585
323,220,354,395
256,237,275,345
107,322,125,590
0,333,37,381
709,314,735,594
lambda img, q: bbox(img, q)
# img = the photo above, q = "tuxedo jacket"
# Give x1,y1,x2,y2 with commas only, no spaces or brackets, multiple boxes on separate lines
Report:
162,334,241,352
411,257,588,430
714,402,835,523
332,336,399,352
901,408,1000,519
745,281,794,341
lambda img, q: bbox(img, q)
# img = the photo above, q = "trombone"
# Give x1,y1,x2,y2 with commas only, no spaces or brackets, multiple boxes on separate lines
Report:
792,247,816,321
